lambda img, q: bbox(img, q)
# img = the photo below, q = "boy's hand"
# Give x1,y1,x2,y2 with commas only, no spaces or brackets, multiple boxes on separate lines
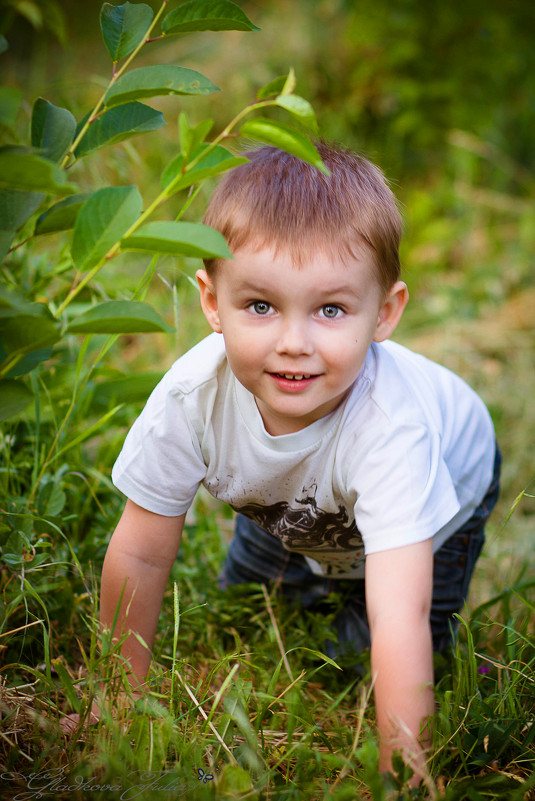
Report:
59,689,143,734
365,538,435,786
60,502,185,736
60,704,100,734
100,501,185,683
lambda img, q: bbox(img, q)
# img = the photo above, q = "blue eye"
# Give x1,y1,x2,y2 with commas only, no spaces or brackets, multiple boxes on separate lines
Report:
321,305,342,319
251,301,271,315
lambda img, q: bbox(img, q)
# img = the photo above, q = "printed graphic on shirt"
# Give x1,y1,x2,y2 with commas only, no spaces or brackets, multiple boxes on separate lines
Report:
235,490,365,576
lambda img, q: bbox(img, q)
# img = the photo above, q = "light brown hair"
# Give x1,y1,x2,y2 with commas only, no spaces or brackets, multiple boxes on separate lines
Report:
203,141,402,294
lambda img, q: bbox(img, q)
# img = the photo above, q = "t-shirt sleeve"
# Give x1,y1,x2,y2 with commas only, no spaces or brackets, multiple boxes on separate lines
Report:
348,423,461,554
112,370,207,516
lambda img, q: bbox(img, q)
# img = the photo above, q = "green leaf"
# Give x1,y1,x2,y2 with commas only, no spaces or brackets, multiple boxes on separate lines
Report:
162,0,259,34
275,94,318,132
161,144,248,192
0,230,14,263
0,294,56,373
71,186,142,270
51,658,78,710
218,765,255,797
0,288,32,310
100,2,153,61
256,75,287,101
0,189,44,231
39,481,66,517
280,67,297,96
287,646,341,670
0,147,77,194
74,102,165,157
0,379,33,422
256,69,296,100
0,306,59,379
0,288,27,309
0,342,53,377
104,65,219,108
34,193,91,235
0,303,60,355
122,221,232,259
91,372,161,409
0,86,23,129
16,1,43,29
67,300,173,334
178,112,213,159
239,118,329,174
31,98,77,162
42,2,67,46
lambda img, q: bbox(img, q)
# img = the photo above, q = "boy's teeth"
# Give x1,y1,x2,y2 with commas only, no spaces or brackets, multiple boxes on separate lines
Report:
279,374,310,380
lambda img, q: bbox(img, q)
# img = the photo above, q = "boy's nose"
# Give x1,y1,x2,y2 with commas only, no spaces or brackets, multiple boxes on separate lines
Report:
275,318,314,356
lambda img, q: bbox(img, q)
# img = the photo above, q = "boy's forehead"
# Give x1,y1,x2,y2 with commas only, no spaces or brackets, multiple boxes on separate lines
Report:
229,236,375,270
217,243,380,293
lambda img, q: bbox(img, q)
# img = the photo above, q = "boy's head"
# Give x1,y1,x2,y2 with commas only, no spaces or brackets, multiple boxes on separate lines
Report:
197,141,408,436
203,141,402,297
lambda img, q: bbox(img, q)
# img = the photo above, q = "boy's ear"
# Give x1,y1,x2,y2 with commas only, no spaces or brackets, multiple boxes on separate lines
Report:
196,269,222,334
373,281,409,343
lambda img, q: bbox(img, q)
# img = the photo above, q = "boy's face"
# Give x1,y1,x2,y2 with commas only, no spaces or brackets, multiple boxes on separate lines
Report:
197,245,408,436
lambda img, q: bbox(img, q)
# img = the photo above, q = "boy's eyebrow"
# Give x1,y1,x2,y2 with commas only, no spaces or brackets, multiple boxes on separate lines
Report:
234,279,363,299
318,283,363,298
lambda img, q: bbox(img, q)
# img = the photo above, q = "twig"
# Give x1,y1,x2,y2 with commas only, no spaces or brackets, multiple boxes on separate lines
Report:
0,619,42,638
0,729,34,762
249,669,306,723
174,670,238,764
474,652,534,682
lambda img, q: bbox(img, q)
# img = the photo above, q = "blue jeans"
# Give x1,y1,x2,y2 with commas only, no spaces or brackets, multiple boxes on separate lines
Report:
220,445,501,656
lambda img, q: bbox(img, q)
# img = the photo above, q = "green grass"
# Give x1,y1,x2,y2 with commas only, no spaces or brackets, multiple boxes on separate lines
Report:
1,4,534,797
1,237,534,800
1,202,534,800
1,479,533,800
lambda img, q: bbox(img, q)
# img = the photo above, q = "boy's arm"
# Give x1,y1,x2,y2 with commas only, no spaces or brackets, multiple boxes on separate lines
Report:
100,498,185,688
365,538,435,783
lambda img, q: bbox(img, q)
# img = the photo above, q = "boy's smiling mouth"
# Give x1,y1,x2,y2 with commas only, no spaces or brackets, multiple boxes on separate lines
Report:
267,371,320,389
275,373,313,381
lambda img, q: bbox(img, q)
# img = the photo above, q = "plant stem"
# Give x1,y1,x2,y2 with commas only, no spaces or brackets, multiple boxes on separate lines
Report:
54,97,276,319
183,99,273,174
59,0,169,168
26,334,117,507
0,351,25,379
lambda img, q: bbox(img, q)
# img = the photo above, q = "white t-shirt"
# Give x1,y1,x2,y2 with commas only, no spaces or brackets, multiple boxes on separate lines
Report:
112,333,495,578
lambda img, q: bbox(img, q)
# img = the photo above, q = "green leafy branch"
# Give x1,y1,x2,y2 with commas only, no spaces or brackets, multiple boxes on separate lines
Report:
0,0,325,434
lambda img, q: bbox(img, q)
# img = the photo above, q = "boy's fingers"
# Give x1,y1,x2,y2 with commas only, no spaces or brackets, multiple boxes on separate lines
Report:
59,712,82,733
59,690,141,733
59,708,100,733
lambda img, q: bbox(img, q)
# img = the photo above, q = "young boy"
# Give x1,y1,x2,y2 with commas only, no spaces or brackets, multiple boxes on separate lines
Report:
103,142,500,780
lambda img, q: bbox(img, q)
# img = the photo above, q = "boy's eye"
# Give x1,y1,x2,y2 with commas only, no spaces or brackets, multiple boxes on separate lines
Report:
320,304,342,319
250,301,272,315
